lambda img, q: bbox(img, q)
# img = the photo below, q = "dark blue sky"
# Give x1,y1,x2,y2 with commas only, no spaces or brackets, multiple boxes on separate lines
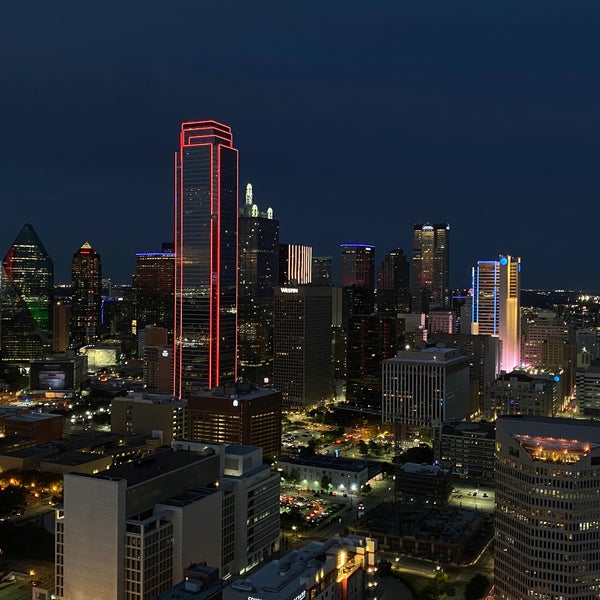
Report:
1,1,599,289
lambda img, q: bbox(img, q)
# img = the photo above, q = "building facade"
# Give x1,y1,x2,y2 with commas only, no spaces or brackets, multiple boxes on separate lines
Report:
238,184,279,385
273,286,333,411
471,255,522,373
174,120,238,397
1,223,54,363
410,223,450,314
495,416,600,600
279,243,312,285
382,347,470,430
70,242,102,347
376,248,410,314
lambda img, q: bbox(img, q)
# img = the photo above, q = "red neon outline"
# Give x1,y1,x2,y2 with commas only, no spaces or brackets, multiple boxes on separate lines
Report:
214,145,221,388
234,146,239,383
187,133,232,146
173,149,180,398
181,120,232,134
209,142,215,389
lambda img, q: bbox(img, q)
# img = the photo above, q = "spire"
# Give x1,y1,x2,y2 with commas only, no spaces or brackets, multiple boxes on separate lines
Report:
246,182,253,205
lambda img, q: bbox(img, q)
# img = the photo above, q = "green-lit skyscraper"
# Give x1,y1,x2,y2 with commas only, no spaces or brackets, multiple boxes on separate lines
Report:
1,223,54,362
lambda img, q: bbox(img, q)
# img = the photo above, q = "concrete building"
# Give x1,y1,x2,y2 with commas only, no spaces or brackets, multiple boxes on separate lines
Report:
484,370,562,420
495,416,600,600
439,421,495,480
173,441,280,577
382,347,470,435
186,384,282,462
223,535,377,600
277,455,370,494
144,344,173,393
395,462,452,505
55,448,222,600
575,359,600,417
111,392,187,446
156,564,223,600
1,411,64,444
279,243,312,285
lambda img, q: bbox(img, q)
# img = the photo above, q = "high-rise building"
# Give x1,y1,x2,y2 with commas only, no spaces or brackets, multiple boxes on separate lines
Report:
311,256,332,286
382,347,470,433
339,243,375,317
471,255,522,372
53,301,70,353
70,242,102,348
345,314,398,411
0,223,53,363
279,243,312,285
133,249,174,332
174,121,238,397
410,223,450,314
187,383,282,462
273,285,332,411
238,184,279,385
376,248,410,314
495,415,600,600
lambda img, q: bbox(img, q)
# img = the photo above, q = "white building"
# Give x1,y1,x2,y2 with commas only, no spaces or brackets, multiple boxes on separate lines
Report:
495,416,600,600
173,440,280,577
382,347,470,428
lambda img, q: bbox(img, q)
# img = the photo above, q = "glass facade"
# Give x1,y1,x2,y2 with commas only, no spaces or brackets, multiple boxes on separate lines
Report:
410,223,450,314
1,223,54,362
174,121,238,396
133,251,174,331
71,242,102,347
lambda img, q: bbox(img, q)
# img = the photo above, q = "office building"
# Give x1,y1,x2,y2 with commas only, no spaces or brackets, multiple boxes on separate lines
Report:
1,223,53,363
345,314,398,411
144,345,173,393
395,463,452,505
70,242,102,347
55,448,222,600
439,421,495,480
99,285,134,339
174,121,238,397
340,243,375,317
156,564,223,600
311,256,332,286
52,301,70,353
428,309,455,334
471,255,522,372
495,416,600,600
223,535,377,600
376,248,410,314
410,223,450,314
484,370,562,420
273,285,333,411
279,243,312,285
187,384,282,461
111,392,187,445
133,248,174,332
382,347,470,435
173,441,280,577
576,360,600,417
238,184,279,384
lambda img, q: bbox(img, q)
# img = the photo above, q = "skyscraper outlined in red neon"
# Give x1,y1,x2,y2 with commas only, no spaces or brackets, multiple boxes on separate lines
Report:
173,121,238,398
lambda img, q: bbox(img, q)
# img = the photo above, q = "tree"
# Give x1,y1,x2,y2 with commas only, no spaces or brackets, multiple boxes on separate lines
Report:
464,574,490,600
378,559,392,577
320,475,332,491
357,440,369,457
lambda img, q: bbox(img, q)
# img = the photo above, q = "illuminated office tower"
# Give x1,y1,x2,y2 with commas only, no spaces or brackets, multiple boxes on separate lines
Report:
238,183,279,384
376,248,410,314
70,242,102,348
133,247,174,331
273,286,332,411
173,121,238,397
495,416,600,600
471,255,521,372
410,223,450,314
340,243,375,318
279,243,312,285
0,223,53,363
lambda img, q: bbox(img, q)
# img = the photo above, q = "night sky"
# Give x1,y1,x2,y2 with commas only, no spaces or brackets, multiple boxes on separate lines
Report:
1,2,599,290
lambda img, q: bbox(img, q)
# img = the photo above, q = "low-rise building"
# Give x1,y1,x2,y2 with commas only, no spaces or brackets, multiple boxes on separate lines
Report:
395,463,452,505
223,536,377,600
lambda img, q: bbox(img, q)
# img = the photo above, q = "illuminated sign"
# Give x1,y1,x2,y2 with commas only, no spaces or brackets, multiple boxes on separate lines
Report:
280,288,298,294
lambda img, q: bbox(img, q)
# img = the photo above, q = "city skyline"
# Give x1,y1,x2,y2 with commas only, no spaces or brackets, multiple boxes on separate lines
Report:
2,3,600,290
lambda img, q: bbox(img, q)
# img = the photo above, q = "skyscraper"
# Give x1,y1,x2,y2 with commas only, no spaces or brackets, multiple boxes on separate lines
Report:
133,248,174,332
495,416,600,600
173,120,238,397
238,183,279,384
1,223,53,362
471,255,521,372
279,243,312,285
70,242,102,348
376,248,410,314
311,256,332,286
410,223,450,314
339,243,375,318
